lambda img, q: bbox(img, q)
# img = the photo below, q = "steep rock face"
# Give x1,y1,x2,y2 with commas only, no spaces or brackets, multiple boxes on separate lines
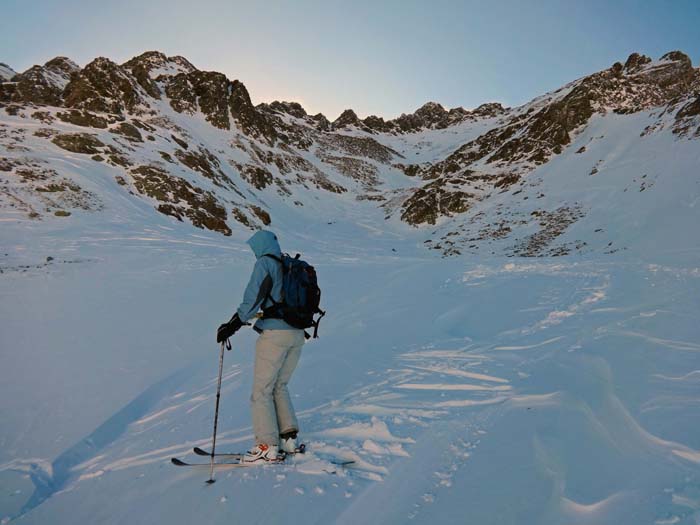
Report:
166,70,232,129
0,57,79,105
123,51,198,100
229,80,276,140
63,58,149,114
673,94,700,137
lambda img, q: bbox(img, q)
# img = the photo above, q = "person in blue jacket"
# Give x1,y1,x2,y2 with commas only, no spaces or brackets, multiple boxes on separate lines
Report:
217,230,305,462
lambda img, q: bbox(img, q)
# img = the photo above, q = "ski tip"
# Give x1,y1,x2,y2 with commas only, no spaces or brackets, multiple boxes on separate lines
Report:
193,447,210,456
171,457,188,466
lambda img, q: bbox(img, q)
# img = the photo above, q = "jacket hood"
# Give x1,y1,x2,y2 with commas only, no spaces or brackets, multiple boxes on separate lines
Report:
247,230,282,259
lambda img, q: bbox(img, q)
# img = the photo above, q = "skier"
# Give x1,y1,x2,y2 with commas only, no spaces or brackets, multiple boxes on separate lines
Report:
216,230,305,463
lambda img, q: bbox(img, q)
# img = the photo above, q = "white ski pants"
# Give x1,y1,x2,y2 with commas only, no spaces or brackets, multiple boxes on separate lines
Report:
251,329,305,446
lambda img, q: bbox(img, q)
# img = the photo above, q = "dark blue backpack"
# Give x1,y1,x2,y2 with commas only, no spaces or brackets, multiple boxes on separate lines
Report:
262,253,325,338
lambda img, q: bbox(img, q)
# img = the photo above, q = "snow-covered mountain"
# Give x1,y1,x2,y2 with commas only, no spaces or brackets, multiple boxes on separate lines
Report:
1,51,699,525
1,50,698,257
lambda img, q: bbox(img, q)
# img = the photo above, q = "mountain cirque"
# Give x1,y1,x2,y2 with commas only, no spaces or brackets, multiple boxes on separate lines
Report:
1,50,699,256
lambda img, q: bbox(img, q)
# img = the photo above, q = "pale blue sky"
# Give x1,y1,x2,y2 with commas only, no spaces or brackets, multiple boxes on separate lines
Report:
2,0,699,120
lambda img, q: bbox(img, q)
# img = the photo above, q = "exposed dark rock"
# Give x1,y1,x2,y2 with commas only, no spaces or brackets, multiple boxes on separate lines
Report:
472,102,506,118
31,111,54,124
623,53,652,73
111,122,143,141
238,164,274,190
166,70,231,129
63,57,147,114
318,133,398,163
401,177,475,225
249,204,271,225
170,134,188,149
265,101,307,119
57,109,110,128
123,51,195,79
130,165,231,235
321,155,379,188
159,151,174,163
673,94,700,136
52,133,106,154
175,147,231,187
229,80,276,140
0,57,78,106
511,205,584,256
393,163,421,177
311,113,330,131
676,95,700,120
332,109,366,130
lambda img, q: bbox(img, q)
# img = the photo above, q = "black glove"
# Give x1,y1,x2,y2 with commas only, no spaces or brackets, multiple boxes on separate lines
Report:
217,313,244,343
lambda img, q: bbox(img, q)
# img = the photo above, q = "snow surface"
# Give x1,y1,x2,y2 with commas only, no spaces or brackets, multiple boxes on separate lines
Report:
2,206,700,524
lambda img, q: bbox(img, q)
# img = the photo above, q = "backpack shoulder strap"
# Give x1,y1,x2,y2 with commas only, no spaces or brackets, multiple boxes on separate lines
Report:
260,254,284,310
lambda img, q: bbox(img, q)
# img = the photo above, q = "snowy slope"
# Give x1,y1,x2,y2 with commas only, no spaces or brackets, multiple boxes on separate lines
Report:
1,227,699,524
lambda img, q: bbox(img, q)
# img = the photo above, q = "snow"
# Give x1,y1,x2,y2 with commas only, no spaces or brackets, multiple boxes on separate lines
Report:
1,223,698,523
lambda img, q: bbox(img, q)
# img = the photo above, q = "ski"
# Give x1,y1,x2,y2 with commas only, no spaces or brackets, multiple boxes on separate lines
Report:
193,446,242,459
180,444,354,468
171,457,283,468
194,443,306,458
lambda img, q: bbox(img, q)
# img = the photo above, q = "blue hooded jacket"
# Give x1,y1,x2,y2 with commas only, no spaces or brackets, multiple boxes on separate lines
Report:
236,230,298,332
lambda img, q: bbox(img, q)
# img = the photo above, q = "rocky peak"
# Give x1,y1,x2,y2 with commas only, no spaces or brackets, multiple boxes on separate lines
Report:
623,53,652,73
414,101,448,120
471,102,506,118
63,57,149,114
0,56,79,105
332,109,365,130
660,51,692,67
123,51,197,100
618,50,696,98
362,115,395,133
228,80,275,140
44,57,80,78
311,112,331,131
123,51,196,80
264,100,308,119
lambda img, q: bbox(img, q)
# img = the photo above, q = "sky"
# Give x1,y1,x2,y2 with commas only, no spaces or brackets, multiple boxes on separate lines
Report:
2,0,699,120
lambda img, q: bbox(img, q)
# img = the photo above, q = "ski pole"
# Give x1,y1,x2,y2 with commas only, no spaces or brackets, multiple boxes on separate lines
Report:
207,339,228,484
